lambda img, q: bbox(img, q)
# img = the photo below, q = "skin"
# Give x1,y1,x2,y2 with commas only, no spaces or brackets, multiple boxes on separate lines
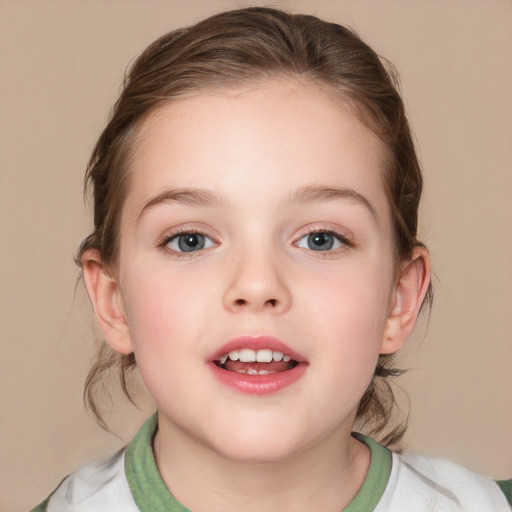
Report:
83,79,430,512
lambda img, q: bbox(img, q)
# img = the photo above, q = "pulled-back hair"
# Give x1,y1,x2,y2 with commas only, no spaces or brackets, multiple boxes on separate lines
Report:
78,7,432,446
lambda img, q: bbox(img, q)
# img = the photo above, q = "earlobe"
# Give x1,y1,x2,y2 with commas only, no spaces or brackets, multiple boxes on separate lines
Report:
81,249,134,355
380,247,431,354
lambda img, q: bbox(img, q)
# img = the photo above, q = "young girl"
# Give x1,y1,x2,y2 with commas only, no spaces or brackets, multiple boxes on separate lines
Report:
31,7,511,512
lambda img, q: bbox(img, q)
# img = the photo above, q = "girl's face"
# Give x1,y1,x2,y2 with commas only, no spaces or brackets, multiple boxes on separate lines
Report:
113,80,401,462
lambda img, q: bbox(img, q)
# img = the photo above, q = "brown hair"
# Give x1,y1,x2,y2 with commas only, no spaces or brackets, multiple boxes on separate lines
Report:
79,7,432,445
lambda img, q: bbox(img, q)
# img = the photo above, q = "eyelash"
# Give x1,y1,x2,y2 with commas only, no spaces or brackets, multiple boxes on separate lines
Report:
157,226,353,257
294,228,353,253
158,228,217,258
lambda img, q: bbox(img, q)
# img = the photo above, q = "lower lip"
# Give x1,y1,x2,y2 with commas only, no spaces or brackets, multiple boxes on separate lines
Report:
208,362,307,395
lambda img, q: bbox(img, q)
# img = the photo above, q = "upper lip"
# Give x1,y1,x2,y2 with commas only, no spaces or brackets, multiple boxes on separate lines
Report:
208,335,307,363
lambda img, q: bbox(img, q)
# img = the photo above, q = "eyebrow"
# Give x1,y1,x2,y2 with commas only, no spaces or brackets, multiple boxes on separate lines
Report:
287,185,377,219
139,187,229,219
138,184,377,220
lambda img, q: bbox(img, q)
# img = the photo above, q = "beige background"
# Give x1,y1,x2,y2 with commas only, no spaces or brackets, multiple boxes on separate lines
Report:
1,1,511,510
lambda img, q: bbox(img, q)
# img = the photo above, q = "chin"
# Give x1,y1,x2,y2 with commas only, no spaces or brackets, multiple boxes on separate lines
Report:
204,423,308,465
213,440,299,465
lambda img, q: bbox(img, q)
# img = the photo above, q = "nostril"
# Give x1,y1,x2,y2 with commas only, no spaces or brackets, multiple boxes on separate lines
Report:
232,298,277,308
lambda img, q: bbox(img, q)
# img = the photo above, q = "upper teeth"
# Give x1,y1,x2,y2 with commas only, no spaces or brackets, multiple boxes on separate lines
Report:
219,349,292,364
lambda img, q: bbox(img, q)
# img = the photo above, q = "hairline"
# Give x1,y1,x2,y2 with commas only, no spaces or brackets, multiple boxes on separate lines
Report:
104,74,397,270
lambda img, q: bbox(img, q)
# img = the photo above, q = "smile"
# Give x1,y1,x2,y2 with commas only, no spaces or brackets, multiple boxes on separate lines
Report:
208,337,307,394
215,349,297,375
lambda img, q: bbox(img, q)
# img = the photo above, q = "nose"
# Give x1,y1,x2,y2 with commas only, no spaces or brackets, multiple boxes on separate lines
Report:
222,248,292,314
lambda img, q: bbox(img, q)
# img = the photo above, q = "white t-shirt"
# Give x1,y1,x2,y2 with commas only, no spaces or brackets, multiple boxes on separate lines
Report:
33,415,511,512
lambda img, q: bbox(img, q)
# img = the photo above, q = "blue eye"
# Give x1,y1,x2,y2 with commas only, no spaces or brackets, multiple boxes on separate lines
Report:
296,231,347,251
166,232,215,253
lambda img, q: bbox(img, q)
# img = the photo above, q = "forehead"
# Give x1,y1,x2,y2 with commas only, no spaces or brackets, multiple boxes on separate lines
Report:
124,79,390,219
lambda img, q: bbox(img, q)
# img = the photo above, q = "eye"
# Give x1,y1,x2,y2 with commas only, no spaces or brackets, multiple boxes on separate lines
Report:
165,232,216,253
296,231,349,252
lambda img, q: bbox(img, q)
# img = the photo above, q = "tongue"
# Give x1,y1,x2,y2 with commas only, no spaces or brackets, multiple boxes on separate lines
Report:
223,360,295,373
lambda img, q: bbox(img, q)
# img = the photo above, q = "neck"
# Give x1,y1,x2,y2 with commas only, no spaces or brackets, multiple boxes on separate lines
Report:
154,417,370,512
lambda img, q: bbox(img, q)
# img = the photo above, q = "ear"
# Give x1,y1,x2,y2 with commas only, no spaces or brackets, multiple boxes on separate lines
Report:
81,249,134,355
380,247,431,355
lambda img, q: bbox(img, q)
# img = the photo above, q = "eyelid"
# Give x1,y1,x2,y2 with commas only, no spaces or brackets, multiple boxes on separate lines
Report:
293,224,354,250
157,224,220,255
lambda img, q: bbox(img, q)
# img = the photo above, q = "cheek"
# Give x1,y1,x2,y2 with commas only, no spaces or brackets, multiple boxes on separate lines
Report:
120,260,211,356
119,266,209,402
306,255,393,324
303,257,394,371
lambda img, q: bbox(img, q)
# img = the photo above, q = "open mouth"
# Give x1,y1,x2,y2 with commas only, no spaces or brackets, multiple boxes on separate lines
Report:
209,338,307,394
214,348,299,375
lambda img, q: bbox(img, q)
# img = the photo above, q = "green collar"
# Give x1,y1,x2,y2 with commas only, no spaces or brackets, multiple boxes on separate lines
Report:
345,432,392,512
125,414,392,512
125,414,186,511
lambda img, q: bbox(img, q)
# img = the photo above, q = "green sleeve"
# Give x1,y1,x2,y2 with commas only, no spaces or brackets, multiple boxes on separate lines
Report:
29,476,66,512
496,479,512,506
29,496,50,512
